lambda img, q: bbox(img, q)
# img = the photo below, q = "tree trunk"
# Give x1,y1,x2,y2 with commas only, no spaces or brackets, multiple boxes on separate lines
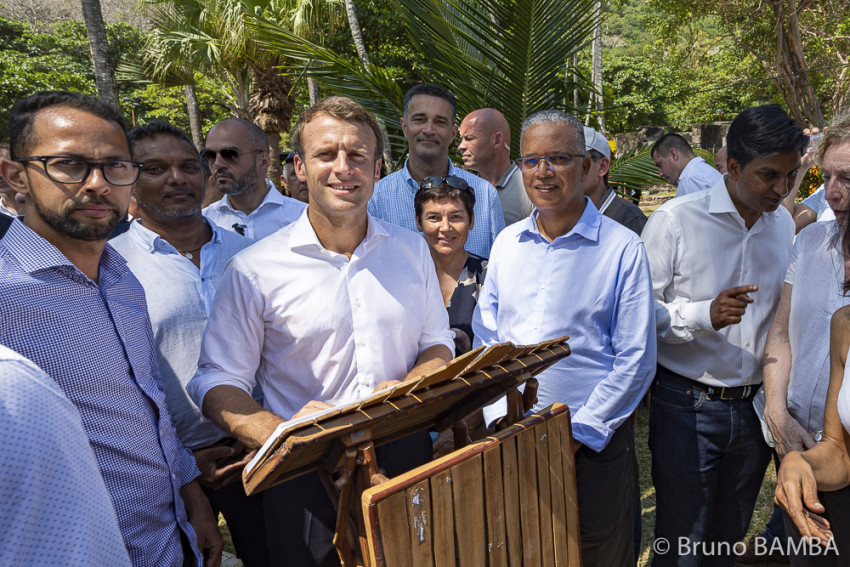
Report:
343,0,393,171
590,2,605,132
266,129,283,192
185,83,204,149
345,0,371,67
80,0,120,111
771,0,824,126
307,77,319,105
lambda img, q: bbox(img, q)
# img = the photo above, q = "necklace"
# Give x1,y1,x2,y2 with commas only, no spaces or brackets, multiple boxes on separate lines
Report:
178,245,204,260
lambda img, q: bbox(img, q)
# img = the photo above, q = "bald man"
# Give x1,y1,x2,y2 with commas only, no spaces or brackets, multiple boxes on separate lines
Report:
458,108,533,225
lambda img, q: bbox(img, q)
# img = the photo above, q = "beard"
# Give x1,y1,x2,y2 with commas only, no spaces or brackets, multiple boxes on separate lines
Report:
214,167,259,196
134,193,201,218
29,192,122,241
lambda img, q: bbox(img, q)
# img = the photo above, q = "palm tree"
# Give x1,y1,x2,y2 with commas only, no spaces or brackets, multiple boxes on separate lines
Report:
80,0,120,109
141,0,343,187
247,0,600,163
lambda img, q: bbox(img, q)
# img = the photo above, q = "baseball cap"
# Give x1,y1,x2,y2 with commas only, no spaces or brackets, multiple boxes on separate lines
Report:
583,127,611,159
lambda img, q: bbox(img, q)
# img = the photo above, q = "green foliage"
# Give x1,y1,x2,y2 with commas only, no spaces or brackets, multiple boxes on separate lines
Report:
577,0,785,134
0,15,229,143
249,0,599,163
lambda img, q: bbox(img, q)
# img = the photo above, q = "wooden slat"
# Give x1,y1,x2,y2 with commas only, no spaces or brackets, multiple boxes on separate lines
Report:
430,469,456,567
546,415,569,565
376,491,412,566
406,481,434,567
518,426,541,565
451,455,486,567
535,421,555,567
483,445,508,567
558,410,582,566
501,435,522,566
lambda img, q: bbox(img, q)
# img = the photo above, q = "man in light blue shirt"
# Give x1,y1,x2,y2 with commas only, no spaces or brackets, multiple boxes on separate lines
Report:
0,345,131,567
652,132,722,197
110,121,269,567
472,109,656,566
368,84,504,257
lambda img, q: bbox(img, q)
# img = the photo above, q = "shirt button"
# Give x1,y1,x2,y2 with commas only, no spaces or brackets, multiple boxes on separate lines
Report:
541,284,546,289
358,340,366,346
745,341,751,347
201,277,206,282
353,299,361,307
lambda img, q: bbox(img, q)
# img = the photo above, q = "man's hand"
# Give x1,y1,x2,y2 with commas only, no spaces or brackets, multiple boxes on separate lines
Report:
193,442,254,490
710,285,757,330
180,480,223,567
775,451,832,544
766,408,817,458
291,400,334,420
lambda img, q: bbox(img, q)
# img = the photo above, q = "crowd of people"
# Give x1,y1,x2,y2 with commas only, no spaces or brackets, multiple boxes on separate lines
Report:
0,84,849,567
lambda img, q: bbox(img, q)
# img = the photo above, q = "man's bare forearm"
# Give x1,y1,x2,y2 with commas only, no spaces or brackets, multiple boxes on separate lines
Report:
201,385,284,448
402,344,453,381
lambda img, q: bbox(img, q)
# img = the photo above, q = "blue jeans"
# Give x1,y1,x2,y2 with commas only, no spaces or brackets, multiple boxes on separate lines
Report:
650,369,771,567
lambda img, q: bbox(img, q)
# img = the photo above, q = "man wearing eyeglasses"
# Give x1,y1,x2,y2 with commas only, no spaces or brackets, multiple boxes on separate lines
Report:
202,118,305,240
472,109,656,566
189,96,454,566
0,91,221,566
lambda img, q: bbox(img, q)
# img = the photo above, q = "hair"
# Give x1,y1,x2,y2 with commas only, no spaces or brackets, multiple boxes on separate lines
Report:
519,110,585,154
403,84,458,123
650,133,694,160
588,148,610,185
8,90,128,159
414,182,476,220
726,105,807,170
129,121,199,156
291,96,384,162
817,110,850,165
207,118,269,154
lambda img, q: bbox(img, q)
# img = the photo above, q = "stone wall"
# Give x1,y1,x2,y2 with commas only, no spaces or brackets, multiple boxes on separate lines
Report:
612,121,731,158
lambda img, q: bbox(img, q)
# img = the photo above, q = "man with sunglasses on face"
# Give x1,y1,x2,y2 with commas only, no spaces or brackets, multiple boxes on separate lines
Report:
0,91,221,566
202,118,305,240
472,109,656,566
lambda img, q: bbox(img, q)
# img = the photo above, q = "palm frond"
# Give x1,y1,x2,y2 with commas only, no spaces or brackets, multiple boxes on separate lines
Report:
608,143,665,193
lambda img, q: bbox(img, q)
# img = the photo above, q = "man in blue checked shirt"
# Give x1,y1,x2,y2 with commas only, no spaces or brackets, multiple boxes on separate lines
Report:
0,91,221,567
473,109,656,567
368,84,505,257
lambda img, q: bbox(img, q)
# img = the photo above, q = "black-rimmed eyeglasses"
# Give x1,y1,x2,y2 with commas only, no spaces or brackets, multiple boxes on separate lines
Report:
515,153,585,172
419,175,470,191
201,148,264,165
16,155,142,186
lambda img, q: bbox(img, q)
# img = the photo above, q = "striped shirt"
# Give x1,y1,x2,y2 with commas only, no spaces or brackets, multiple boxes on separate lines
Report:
0,218,201,567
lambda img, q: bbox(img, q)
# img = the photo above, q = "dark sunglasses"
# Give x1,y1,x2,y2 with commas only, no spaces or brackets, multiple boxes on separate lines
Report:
200,148,264,164
419,175,470,191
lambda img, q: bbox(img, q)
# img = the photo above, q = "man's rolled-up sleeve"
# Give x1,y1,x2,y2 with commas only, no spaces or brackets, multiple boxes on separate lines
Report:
187,256,266,411
642,208,714,343
571,239,657,451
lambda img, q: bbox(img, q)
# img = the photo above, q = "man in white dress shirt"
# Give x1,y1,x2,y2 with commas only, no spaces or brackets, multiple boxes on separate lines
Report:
109,121,268,566
642,105,806,566
188,96,454,566
652,133,723,197
202,118,305,240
